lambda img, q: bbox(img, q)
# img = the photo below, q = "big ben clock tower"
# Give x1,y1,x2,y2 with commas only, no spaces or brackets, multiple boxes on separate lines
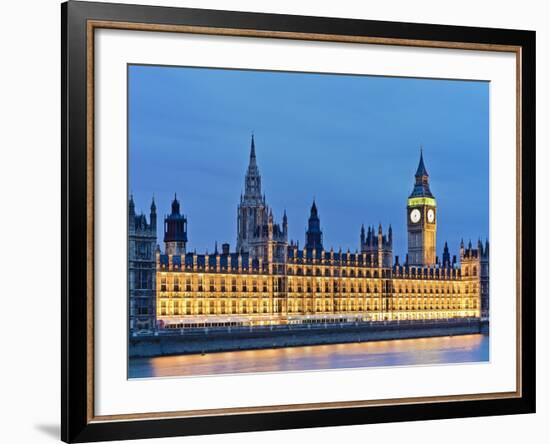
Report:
407,149,437,266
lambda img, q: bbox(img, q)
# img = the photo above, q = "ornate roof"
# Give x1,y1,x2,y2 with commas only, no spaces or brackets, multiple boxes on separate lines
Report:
409,149,434,198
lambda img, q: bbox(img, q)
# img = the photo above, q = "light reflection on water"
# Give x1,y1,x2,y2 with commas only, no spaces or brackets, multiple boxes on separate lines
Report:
128,334,489,379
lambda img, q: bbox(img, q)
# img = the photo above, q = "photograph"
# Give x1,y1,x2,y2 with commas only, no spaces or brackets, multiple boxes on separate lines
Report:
0,0,541,442
55,1,536,442
127,65,490,379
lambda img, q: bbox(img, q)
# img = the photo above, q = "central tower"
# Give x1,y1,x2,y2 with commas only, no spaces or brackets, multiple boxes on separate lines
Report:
236,134,267,254
236,134,288,261
407,149,437,266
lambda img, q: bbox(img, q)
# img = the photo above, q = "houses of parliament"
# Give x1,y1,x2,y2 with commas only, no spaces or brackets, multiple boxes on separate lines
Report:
128,136,489,332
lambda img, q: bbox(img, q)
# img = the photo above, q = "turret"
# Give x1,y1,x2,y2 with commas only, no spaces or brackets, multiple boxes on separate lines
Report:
129,194,135,216
128,195,135,231
442,241,451,268
305,200,323,251
367,226,372,247
268,208,274,239
377,224,383,267
150,197,157,231
361,222,392,267
164,193,188,255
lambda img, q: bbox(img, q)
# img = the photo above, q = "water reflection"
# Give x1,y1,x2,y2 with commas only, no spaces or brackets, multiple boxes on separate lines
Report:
129,334,489,379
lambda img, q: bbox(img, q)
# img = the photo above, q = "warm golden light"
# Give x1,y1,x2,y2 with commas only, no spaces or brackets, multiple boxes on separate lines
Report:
155,251,482,328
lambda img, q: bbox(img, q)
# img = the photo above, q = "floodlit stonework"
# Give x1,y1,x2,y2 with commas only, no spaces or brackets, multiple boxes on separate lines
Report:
130,136,489,331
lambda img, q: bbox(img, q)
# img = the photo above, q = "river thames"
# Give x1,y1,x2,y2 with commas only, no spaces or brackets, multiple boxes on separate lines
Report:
129,333,489,378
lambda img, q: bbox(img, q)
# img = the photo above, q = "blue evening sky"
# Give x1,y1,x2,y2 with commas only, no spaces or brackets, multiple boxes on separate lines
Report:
129,65,489,260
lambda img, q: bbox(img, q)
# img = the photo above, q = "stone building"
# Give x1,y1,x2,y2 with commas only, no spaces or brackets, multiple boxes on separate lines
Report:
128,196,157,333
145,136,488,328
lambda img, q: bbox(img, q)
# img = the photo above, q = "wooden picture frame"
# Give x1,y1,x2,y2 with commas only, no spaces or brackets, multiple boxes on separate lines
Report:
61,1,536,442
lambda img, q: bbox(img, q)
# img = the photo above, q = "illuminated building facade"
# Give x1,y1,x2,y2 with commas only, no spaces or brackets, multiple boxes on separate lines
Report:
138,136,489,330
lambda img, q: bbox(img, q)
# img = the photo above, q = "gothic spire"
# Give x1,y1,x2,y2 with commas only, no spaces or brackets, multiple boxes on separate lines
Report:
305,200,322,251
150,196,157,230
249,133,256,165
129,194,135,216
415,146,429,178
243,134,262,201
442,240,450,267
310,199,318,217
409,147,433,198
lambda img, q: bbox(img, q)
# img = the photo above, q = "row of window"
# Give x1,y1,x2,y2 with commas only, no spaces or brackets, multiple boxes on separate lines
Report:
158,298,478,316
158,279,475,294
158,286,477,295
159,300,283,316
130,270,155,290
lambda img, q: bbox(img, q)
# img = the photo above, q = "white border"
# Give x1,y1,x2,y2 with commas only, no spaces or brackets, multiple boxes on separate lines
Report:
94,29,517,416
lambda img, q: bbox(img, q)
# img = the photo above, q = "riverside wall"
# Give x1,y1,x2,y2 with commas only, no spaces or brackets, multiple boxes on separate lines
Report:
129,319,487,358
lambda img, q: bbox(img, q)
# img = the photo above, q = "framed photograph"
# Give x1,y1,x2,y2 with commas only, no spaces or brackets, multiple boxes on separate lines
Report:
61,1,535,442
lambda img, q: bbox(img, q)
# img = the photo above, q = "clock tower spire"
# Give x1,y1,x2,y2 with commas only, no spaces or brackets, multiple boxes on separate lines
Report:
407,148,437,266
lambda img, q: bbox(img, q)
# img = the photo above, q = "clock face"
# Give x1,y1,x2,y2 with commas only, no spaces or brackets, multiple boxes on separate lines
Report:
410,209,421,223
427,208,435,223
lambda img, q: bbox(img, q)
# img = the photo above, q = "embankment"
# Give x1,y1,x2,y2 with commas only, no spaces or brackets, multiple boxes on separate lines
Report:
129,318,487,358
